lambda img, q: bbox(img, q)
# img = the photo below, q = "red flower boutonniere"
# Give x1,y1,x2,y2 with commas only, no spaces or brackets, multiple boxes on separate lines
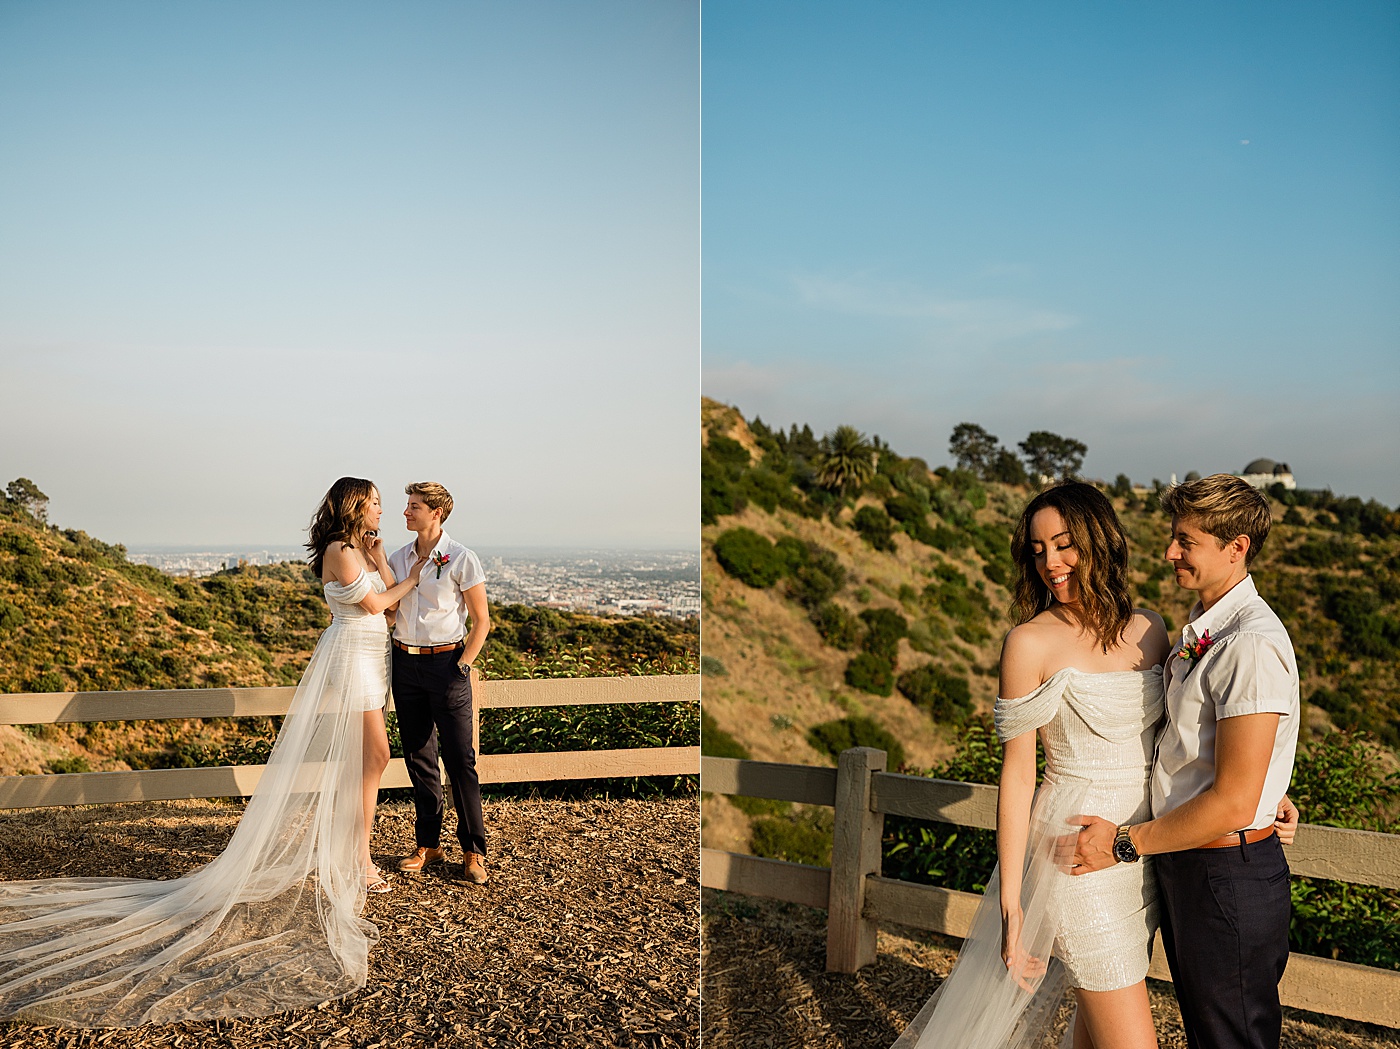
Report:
431,552,450,579
1178,630,1215,670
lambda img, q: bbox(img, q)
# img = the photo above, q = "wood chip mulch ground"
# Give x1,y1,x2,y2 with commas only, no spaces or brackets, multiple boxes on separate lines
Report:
702,890,1400,1049
0,796,699,1048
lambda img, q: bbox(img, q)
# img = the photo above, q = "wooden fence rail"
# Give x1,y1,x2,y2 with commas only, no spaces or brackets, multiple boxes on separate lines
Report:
0,674,699,810
700,750,1400,1029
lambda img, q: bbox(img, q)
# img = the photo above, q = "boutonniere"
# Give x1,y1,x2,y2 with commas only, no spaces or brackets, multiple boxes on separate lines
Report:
1178,630,1215,670
431,552,450,579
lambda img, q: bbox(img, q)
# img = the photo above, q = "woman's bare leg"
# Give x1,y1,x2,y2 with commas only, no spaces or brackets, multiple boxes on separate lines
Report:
361,709,392,872
1073,982,1157,1049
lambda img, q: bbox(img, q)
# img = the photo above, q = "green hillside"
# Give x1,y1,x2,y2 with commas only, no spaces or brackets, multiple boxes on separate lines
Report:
700,397,1400,860
0,484,697,777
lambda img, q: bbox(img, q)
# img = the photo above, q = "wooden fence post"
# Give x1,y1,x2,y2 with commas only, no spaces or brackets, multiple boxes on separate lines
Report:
827,746,886,973
470,667,483,760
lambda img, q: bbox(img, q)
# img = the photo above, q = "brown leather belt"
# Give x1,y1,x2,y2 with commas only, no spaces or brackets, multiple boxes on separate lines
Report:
1198,827,1276,849
392,639,464,655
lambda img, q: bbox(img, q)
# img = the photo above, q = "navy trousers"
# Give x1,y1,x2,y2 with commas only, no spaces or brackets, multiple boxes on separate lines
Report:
1155,835,1291,1049
391,646,488,857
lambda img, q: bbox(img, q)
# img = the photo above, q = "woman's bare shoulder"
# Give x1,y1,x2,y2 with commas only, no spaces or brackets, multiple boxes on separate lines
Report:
1126,609,1171,663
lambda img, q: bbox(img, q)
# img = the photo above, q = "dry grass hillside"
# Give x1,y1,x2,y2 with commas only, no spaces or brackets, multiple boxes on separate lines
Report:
0,496,698,778
700,398,1400,856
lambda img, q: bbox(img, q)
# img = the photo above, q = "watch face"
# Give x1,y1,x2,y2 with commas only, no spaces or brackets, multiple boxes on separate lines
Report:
1113,836,1137,863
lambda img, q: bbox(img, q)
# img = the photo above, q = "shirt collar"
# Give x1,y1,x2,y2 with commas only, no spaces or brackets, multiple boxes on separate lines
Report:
1184,574,1257,643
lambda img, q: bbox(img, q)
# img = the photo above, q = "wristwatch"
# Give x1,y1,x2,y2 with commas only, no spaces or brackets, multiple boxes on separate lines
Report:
1113,824,1141,864
456,661,473,677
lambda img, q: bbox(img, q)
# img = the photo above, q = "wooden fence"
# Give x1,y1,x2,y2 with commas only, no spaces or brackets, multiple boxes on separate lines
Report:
700,748,1400,1029
0,673,699,809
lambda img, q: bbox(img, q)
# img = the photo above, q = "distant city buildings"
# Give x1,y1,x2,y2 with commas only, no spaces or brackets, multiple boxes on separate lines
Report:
126,547,700,620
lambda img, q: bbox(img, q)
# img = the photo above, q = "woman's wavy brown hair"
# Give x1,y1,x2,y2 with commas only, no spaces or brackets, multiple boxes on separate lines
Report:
1010,482,1134,651
306,477,378,578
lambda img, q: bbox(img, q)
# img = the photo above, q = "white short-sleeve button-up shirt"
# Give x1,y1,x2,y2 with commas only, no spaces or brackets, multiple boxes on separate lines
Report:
1150,575,1299,832
388,531,486,647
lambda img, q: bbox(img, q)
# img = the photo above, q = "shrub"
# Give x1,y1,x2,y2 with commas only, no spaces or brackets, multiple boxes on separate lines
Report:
0,598,23,633
1286,537,1361,569
859,607,907,660
897,664,973,722
845,652,894,695
47,755,90,775
750,810,832,866
700,709,749,760
785,543,846,608
852,505,897,552
700,655,727,676
811,601,860,650
806,715,905,769
713,528,787,588
170,601,212,630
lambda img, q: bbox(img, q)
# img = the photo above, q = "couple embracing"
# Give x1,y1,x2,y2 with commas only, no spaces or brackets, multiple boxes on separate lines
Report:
898,475,1300,1049
316,477,491,892
0,477,490,1027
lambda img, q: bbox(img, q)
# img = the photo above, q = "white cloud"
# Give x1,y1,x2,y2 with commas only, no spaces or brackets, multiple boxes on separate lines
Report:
789,274,1077,341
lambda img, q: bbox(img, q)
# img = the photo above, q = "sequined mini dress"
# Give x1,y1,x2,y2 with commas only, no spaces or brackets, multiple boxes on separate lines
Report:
994,666,1165,991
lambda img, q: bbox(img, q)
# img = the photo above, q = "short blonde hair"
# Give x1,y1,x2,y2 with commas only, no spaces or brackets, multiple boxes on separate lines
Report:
1160,474,1272,565
405,481,453,523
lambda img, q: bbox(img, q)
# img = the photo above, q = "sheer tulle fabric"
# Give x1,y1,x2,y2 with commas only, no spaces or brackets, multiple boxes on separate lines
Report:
0,571,388,1027
890,777,1084,1049
891,668,1164,1049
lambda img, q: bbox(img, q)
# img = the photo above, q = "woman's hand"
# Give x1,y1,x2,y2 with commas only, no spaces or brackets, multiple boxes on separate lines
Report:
363,531,388,566
1274,794,1300,846
1000,905,1047,991
406,553,429,583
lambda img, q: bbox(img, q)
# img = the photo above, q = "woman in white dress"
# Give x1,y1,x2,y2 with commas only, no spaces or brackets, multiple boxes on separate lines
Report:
894,482,1296,1049
0,477,426,1027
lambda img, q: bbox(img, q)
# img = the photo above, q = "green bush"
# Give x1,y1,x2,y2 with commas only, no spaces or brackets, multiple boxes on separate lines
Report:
750,810,832,866
811,601,860,650
713,527,787,588
845,652,895,695
1286,537,1362,569
859,607,907,660
785,542,846,608
701,709,749,760
806,715,905,769
700,655,727,677
47,755,90,774
852,505,897,552
897,664,973,722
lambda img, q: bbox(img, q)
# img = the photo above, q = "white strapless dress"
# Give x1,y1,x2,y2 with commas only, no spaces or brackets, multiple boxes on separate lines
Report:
0,568,391,1026
893,667,1165,1049
324,569,391,713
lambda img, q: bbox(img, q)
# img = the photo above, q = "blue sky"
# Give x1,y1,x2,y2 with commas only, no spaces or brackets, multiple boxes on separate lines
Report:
0,1,698,548
703,1,1400,504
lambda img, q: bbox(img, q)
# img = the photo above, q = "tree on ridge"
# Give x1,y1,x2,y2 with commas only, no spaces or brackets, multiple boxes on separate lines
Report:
1019,432,1087,483
815,426,876,495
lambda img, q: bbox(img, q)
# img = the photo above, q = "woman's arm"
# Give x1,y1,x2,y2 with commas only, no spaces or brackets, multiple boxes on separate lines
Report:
996,628,1043,977
326,543,426,615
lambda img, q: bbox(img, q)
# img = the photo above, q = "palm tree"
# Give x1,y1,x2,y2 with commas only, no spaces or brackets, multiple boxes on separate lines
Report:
815,425,876,495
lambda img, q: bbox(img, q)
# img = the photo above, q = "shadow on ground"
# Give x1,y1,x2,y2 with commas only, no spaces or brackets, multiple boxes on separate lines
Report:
701,890,1400,1049
0,797,699,1048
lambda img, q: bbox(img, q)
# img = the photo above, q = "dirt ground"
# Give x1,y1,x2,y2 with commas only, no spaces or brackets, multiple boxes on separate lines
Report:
702,891,1400,1049
0,796,700,1048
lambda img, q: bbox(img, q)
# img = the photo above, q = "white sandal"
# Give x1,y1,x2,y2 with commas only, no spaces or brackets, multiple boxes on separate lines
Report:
365,866,392,895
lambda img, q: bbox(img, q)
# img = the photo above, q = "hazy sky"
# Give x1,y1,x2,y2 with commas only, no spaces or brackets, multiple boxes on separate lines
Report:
703,2,1400,505
0,1,698,549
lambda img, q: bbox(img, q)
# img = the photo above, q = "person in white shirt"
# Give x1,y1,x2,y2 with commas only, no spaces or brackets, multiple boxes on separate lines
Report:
1072,475,1299,1049
386,482,492,886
